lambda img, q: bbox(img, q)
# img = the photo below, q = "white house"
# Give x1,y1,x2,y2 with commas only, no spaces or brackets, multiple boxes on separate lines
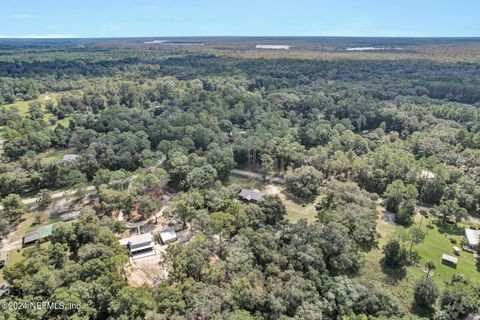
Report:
119,233,155,260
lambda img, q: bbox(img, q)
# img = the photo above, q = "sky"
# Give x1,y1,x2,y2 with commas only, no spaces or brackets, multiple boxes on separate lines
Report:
1,0,479,38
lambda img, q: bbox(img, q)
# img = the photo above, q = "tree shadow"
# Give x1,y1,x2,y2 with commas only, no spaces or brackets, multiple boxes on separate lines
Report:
410,303,435,319
283,191,316,206
379,259,407,284
435,221,464,236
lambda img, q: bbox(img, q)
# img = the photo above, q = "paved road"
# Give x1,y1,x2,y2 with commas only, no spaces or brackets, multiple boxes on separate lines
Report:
231,169,285,184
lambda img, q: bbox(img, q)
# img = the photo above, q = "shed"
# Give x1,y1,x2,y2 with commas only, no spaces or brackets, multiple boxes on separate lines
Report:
419,170,436,180
23,230,39,246
62,154,80,162
441,254,458,268
453,246,461,255
22,220,76,247
159,229,177,244
239,189,262,202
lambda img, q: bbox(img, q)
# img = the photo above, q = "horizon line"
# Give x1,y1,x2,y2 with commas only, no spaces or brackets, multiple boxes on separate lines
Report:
1,35,480,40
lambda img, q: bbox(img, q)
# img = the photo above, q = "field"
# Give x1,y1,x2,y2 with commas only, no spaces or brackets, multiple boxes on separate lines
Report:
361,206,480,310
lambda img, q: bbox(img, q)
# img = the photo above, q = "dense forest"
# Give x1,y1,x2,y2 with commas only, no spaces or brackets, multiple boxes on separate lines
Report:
0,39,479,319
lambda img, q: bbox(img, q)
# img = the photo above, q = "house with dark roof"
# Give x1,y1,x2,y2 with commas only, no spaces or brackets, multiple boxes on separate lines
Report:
239,189,262,202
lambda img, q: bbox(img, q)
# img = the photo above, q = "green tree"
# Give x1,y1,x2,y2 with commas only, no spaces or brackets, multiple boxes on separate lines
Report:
425,260,436,279
383,239,408,268
1,193,24,222
209,211,235,256
438,283,480,320
36,189,52,210
436,199,467,225
413,279,439,312
285,165,324,199
27,101,44,120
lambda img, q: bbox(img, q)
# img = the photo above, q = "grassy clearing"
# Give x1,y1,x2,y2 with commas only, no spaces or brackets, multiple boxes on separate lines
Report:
40,147,76,164
362,206,480,310
0,209,63,281
2,93,59,116
228,175,319,223
280,191,319,223
228,175,264,189
1,92,71,130
409,219,479,289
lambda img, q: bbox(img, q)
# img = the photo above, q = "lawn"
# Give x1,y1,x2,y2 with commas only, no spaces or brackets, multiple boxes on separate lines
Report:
280,191,319,223
229,175,264,189
361,206,480,311
40,148,76,164
2,92,70,130
410,219,479,289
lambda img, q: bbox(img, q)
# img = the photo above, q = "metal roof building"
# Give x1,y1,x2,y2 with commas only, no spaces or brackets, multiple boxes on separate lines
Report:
22,220,76,247
119,233,155,260
239,189,262,202
159,229,177,244
465,228,480,248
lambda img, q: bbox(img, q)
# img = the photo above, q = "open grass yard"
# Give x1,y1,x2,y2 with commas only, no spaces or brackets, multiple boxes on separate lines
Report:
40,147,76,164
362,206,480,310
411,219,479,288
228,174,264,190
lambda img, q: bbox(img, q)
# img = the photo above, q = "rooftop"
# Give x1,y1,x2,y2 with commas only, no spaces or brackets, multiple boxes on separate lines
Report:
160,229,177,243
465,228,480,246
239,189,262,202
123,233,153,246
442,254,458,264
62,154,80,162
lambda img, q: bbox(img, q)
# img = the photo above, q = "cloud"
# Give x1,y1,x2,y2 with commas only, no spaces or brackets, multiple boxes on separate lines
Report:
0,34,75,39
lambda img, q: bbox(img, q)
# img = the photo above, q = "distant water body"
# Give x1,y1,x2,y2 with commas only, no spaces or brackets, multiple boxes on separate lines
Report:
144,40,204,45
256,44,291,50
345,47,404,51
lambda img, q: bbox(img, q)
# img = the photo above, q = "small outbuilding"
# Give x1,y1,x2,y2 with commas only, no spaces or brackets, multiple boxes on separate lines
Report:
159,229,177,244
62,154,80,162
239,189,262,202
419,170,436,180
441,254,458,268
453,246,461,255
